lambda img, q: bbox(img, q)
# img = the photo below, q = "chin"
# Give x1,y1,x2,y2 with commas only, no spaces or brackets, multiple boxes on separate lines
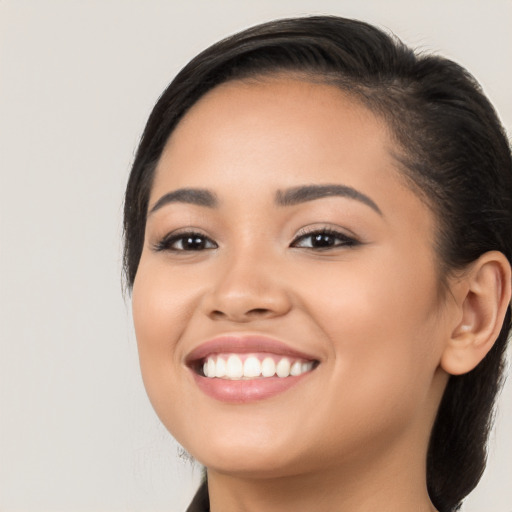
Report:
182,427,306,478
198,451,302,479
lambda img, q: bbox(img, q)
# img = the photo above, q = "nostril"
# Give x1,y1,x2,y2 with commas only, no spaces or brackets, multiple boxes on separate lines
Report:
210,310,228,320
247,308,272,316
208,307,273,322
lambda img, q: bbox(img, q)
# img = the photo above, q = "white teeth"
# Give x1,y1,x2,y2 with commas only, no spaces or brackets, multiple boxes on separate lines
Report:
261,357,276,377
243,356,261,378
276,358,291,378
215,356,226,378
201,355,315,380
302,361,314,373
207,358,216,379
290,361,302,376
226,355,243,379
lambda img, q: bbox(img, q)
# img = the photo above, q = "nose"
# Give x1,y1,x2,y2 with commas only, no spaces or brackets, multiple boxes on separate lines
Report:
201,251,292,323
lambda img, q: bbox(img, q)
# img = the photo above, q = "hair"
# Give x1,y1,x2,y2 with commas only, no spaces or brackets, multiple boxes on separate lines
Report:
123,15,512,512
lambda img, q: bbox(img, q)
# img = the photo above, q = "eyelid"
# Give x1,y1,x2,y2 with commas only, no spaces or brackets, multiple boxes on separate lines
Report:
151,228,218,252
290,225,360,248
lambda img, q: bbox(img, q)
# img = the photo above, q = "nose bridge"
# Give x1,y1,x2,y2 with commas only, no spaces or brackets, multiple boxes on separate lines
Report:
204,240,291,321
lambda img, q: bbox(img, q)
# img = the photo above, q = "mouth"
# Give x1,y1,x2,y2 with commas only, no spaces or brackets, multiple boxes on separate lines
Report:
194,353,318,380
186,336,320,403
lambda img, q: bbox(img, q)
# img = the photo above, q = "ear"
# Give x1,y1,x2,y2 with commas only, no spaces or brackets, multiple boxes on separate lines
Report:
441,251,511,376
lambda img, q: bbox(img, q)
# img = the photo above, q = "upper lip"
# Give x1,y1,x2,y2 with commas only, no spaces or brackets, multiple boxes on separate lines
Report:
185,334,320,365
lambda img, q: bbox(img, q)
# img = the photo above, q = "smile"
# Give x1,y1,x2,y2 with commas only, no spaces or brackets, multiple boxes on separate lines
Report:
186,335,320,402
202,353,316,380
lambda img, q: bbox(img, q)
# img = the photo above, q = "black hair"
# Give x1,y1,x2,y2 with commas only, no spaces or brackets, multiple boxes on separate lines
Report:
123,16,512,512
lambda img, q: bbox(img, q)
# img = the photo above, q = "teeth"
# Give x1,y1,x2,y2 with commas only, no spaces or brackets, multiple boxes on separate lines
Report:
243,356,261,378
226,354,243,379
261,357,276,377
290,361,302,376
276,358,291,378
201,354,315,380
215,357,226,378
207,358,216,378
302,361,314,373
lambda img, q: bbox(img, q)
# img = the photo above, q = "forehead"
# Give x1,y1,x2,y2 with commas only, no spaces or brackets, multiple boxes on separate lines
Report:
154,78,398,193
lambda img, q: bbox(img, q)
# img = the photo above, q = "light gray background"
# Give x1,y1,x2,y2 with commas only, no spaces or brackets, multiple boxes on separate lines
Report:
0,1,511,511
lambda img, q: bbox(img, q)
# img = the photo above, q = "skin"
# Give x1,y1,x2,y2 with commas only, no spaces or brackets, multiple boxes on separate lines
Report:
131,77,467,512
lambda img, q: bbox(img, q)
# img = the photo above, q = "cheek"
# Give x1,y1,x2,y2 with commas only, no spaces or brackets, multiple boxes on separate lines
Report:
132,258,198,348
299,252,443,395
131,260,197,407
289,271,443,462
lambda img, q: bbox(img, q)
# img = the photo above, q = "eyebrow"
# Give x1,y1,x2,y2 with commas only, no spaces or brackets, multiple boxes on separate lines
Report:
149,188,218,214
275,184,382,215
148,184,382,216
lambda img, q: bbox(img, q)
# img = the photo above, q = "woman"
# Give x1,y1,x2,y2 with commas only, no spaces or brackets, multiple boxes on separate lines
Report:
123,16,512,512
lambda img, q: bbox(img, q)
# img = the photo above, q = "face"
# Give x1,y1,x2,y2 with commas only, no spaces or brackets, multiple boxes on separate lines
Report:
132,78,451,479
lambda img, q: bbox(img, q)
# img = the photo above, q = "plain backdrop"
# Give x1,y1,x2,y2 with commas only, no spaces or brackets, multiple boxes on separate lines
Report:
0,1,511,511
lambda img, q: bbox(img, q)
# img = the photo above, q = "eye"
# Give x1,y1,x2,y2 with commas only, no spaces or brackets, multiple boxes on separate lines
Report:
153,231,218,252
291,228,359,250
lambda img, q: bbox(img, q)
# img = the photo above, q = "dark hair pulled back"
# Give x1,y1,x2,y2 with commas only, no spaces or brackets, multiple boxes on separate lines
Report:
123,16,512,512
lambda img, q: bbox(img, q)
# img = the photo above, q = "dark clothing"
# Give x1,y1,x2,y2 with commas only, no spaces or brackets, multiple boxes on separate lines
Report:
186,482,209,512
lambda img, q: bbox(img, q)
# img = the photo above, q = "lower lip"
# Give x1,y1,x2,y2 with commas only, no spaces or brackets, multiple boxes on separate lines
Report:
191,371,312,403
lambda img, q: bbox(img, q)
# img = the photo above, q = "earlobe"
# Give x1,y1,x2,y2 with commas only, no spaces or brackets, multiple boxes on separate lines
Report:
440,251,512,376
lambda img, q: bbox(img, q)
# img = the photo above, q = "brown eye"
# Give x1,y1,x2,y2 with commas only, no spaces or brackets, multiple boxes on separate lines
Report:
154,232,218,252
291,229,358,250
176,235,211,251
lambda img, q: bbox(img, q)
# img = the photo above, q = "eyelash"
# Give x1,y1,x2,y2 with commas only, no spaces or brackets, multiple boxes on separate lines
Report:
290,228,359,250
152,231,218,252
152,228,359,253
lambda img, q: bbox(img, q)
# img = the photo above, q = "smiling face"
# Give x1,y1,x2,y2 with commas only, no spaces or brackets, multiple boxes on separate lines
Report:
132,78,452,481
